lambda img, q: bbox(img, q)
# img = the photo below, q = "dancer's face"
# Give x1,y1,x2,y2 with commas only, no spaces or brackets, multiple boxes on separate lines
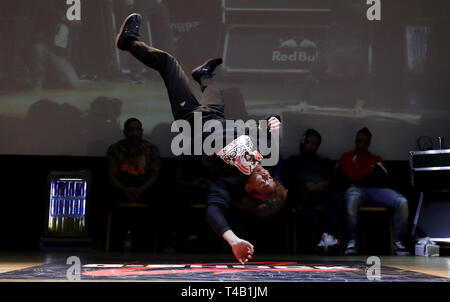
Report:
245,164,276,195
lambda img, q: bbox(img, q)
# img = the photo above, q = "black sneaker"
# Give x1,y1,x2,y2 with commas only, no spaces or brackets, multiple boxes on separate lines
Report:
115,13,142,51
191,58,223,86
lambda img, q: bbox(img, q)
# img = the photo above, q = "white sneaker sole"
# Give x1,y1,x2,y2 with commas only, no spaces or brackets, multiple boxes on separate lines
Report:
395,251,410,256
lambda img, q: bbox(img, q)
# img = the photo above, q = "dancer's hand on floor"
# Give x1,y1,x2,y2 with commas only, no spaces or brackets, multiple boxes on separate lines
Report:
222,230,255,264
231,239,254,264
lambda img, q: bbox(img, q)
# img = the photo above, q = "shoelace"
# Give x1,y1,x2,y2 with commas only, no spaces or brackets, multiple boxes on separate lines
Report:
347,240,356,249
395,241,405,249
326,235,339,247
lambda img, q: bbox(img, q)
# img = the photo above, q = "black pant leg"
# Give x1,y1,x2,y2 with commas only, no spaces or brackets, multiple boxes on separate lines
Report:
322,189,345,237
128,40,200,120
298,187,321,238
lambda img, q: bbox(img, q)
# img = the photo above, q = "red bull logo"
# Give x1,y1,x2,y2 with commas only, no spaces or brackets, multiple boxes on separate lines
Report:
274,38,319,62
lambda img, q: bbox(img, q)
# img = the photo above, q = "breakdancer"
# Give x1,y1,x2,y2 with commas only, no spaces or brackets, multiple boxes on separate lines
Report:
115,13,287,264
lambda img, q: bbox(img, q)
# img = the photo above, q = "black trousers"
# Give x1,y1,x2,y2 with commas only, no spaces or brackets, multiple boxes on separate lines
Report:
128,40,225,123
297,187,345,240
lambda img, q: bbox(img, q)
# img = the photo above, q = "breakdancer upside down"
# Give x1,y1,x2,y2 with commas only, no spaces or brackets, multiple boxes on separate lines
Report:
115,14,287,264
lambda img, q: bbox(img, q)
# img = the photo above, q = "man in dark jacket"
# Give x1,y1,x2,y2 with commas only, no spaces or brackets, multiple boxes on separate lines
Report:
287,129,344,254
115,13,287,263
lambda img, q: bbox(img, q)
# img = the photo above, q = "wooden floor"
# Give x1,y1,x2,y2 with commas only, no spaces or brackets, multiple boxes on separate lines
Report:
307,254,450,279
0,251,449,281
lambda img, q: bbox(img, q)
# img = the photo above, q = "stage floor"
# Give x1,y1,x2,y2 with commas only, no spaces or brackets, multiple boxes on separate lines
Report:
0,251,449,282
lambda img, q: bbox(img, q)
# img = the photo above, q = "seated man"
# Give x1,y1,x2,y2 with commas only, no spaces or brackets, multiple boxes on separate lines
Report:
115,13,287,264
107,117,161,203
286,129,344,254
106,117,163,250
339,127,409,255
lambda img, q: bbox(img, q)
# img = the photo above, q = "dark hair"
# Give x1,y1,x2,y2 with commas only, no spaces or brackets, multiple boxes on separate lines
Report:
356,127,372,139
235,180,287,218
124,117,142,129
299,128,322,153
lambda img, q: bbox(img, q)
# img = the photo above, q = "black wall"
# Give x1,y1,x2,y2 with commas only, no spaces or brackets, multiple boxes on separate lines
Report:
0,154,419,252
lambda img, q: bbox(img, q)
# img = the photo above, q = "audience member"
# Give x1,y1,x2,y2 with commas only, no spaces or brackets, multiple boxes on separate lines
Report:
286,129,344,254
339,127,409,255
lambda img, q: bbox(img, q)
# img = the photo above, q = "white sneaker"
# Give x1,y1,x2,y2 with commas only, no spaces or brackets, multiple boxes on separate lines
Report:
394,240,410,256
344,240,357,255
317,233,340,253
316,233,326,251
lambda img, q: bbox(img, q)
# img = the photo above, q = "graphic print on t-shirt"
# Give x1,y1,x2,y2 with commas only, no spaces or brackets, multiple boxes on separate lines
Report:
120,154,147,176
217,135,263,175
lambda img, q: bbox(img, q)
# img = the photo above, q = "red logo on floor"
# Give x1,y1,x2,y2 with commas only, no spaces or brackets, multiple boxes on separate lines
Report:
82,261,360,277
